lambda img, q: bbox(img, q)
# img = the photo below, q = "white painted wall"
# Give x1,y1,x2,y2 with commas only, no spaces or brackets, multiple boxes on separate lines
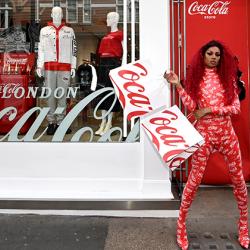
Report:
140,0,171,108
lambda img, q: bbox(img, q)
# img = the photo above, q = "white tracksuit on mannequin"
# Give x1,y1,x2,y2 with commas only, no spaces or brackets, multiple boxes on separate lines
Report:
37,7,77,133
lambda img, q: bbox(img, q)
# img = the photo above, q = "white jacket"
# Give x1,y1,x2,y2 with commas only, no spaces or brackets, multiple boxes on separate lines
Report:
37,22,77,69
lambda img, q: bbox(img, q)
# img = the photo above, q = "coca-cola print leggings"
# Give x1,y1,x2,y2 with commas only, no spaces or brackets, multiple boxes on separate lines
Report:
179,116,248,230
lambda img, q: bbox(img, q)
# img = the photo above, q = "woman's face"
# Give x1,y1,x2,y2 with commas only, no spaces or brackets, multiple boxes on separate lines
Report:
204,46,221,68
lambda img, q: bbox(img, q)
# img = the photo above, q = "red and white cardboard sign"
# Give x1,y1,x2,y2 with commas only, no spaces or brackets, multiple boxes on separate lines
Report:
109,59,168,121
141,105,204,171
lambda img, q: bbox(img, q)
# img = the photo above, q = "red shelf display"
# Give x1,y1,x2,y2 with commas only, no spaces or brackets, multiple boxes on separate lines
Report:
0,53,36,134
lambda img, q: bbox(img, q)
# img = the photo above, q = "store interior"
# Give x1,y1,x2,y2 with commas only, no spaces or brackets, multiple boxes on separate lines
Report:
0,1,139,142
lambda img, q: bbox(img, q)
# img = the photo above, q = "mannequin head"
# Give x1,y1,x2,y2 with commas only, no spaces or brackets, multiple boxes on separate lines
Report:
106,12,119,28
51,7,63,26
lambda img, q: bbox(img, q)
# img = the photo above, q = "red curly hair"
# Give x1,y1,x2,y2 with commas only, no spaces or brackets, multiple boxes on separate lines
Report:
184,40,238,104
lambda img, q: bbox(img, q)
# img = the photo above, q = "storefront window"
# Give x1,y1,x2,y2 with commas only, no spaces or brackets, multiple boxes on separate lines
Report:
0,0,140,143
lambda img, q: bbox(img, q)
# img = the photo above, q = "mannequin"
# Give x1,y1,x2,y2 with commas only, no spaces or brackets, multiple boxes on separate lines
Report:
37,7,77,135
94,12,125,136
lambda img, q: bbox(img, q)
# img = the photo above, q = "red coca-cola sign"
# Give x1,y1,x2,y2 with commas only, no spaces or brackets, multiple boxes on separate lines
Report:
109,60,154,121
188,1,231,19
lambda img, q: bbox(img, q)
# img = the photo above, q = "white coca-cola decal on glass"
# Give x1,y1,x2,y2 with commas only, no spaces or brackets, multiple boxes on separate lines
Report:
188,1,231,18
5,58,28,64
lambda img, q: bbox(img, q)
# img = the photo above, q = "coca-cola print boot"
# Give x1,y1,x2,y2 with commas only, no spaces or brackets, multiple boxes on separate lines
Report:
176,218,188,250
235,185,249,249
238,217,249,249
227,149,249,249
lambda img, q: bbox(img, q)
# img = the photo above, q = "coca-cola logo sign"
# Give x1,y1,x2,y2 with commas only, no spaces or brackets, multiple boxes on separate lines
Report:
188,1,231,19
109,61,154,121
141,105,204,170
5,58,28,64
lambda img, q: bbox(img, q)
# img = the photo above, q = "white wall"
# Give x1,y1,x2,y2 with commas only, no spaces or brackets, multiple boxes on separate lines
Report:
140,0,171,107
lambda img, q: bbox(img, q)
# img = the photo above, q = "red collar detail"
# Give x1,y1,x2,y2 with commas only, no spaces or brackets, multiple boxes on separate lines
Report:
47,21,65,30
205,67,217,72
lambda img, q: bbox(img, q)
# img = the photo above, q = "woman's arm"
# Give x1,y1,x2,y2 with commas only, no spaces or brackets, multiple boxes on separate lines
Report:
164,71,197,111
175,84,197,112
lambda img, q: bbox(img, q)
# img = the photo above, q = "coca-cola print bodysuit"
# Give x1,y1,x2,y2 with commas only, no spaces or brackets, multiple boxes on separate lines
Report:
176,67,248,249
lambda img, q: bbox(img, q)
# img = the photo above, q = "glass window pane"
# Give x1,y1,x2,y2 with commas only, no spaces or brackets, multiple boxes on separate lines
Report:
116,5,123,23
53,0,61,7
83,0,91,24
67,0,77,23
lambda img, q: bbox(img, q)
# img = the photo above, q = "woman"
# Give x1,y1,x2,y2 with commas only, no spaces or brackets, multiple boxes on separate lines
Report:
164,40,249,250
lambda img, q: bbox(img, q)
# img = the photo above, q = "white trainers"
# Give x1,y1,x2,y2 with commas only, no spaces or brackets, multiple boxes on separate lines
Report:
100,123,112,136
95,121,106,135
95,126,104,135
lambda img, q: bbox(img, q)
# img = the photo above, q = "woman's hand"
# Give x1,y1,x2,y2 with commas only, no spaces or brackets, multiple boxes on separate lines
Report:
164,71,181,87
193,107,212,120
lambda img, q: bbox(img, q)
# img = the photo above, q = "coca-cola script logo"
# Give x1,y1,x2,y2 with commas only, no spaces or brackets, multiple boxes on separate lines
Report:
5,58,28,64
188,1,231,19
110,62,153,121
142,109,190,170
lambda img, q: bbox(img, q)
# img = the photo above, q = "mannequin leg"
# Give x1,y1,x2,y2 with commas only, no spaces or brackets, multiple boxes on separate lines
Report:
56,71,72,134
219,131,249,249
177,142,212,250
45,71,57,135
101,112,113,135
95,110,107,135
56,71,70,125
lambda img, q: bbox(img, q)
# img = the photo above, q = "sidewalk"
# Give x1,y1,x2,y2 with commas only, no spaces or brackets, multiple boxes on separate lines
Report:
0,187,249,250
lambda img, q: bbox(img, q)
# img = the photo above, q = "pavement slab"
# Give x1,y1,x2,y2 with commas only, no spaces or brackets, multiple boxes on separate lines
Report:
0,216,109,250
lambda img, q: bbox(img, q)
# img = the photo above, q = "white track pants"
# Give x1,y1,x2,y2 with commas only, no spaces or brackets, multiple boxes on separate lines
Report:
44,70,71,124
